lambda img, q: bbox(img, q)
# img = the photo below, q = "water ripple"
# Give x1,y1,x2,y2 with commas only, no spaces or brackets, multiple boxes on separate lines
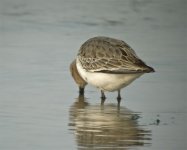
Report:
69,96,151,150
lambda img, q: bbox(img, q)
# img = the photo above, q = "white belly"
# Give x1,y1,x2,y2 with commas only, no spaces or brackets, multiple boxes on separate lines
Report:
76,59,143,92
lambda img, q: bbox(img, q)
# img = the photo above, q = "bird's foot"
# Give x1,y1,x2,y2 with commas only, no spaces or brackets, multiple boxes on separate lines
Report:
79,87,84,96
101,90,106,105
117,96,121,107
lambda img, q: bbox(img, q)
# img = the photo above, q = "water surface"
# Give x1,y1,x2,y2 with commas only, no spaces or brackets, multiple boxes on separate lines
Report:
0,0,186,150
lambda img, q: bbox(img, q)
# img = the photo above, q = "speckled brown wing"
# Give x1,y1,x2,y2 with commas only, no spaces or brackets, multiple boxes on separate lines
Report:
77,37,154,73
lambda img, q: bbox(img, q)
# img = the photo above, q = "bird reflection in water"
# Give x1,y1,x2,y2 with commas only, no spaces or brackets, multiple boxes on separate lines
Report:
69,96,151,150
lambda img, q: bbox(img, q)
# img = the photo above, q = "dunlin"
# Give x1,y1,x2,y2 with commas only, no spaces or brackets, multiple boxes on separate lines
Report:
72,36,154,103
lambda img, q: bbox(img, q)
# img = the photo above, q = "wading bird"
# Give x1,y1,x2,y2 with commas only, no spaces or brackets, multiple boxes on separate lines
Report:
70,36,154,105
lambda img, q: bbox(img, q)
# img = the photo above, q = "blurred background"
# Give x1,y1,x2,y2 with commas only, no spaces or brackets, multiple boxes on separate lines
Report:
0,0,186,150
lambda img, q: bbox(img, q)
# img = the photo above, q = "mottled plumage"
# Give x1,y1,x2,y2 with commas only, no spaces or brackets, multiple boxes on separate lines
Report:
77,36,154,73
72,36,154,104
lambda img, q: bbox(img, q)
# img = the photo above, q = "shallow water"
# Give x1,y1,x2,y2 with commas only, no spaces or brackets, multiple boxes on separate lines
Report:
69,96,152,150
0,0,186,150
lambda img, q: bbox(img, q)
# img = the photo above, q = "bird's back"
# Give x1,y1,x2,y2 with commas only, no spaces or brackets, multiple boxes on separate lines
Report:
77,36,154,74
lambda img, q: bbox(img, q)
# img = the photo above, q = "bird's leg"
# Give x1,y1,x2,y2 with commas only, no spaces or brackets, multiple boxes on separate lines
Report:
117,90,121,106
101,90,106,105
101,90,106,99
79,87,84,96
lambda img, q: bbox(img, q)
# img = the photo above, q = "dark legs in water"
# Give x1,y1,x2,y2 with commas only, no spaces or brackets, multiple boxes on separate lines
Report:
101,90,106,105
79,87,84,96
101,90,106,99
79,87,122,106
100,90,121,106
117,90,121,106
